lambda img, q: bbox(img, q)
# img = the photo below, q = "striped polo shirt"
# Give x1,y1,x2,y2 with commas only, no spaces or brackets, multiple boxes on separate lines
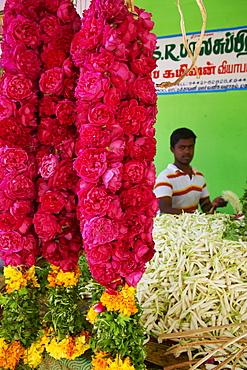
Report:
153,164,210,212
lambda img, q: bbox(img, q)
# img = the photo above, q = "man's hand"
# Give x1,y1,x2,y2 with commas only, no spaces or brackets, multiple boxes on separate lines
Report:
211,196,228,208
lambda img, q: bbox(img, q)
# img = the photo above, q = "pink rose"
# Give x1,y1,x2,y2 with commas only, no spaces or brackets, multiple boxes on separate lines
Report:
75,71,110,101
3,74,34,102
88,103,114,127
2,174,35,200
41,48,67,70
38,118,67,146
102,25,126,58
131,76,157,104
5,15,41,49
55,100,77,127
102,162,123,192
73,148,108,183
0,231,24,253
54,137,76,159
17,104,37,129
125,270,145,287
39,154,59,180
34,212,61,242
117,100,146,135
83,217,119,246
0,96,16,118
78,186,112,218
0,211,18,231
40,190,66,213
133,239,155,264
57,0,77,24
39,67,64,96
75,125,111,154
103,87,121,112
0,148,28,173
93,302,105,313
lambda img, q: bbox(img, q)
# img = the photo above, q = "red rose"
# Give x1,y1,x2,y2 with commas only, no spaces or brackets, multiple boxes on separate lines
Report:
120,184,154,212
122,161,145,183
34,212,61,241
85,50,115,73
48,25,74,54
121,212,146,236
2,174,35,200
54,137,76,159
88,260,121,287
88,103,114,127
82,216,119,246
0,148,28,174
0,211,18,231
75,71,110,101
129,136,156,162
55,100,77,126
103,87,121,112
0,96,16,118
131,57,157,76
3,74,34,102
48,159,78,192
38,117,68,146
73,148,108,183
39,96,59,117
131,76,157,104
10,200,32,220
5,15,41,49
39,67,64,96
41,48,67,69
57,0,77,24
40,14,61,43
86,243,113,263
0,117,29,148
78,186,112,218
40,190,66,213
17,104,37,129
0,190,13,211
75,125,111,154
0,231,24,253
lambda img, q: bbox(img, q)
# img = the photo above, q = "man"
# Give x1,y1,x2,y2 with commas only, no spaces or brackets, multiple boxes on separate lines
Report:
153,128,227,214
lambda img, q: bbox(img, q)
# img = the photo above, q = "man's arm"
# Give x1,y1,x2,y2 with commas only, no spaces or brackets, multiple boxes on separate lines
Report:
158,196,182,215
200,196,227,213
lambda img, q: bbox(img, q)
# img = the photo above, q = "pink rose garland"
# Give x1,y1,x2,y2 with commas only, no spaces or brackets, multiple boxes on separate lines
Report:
71,0,158,288
33,0,82,272
0,0,43,268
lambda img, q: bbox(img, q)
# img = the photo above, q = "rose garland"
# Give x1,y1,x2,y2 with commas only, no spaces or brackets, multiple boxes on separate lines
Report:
0,0,91,368
33,0,91,360
0,0,43,367
71,0,158,368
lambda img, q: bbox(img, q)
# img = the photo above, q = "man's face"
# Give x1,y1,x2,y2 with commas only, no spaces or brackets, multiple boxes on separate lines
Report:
171,137,195,165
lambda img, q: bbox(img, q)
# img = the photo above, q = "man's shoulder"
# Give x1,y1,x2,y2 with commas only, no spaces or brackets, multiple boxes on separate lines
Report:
192,166,206,178
158,164,177,177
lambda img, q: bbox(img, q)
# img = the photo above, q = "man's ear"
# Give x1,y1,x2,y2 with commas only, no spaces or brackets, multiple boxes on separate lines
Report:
170,146,174,154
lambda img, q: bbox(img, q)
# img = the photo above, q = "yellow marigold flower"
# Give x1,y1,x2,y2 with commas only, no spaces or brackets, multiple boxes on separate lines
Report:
45,337,68,360
108,355,135,370
87,306,98,324
4,266,27,294
24,266,40,288
91,351,109,370
47,264,81,287
100,285,138,316
23,341,45,368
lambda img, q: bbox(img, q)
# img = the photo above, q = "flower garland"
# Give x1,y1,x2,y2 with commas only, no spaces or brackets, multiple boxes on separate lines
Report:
71,0,158,368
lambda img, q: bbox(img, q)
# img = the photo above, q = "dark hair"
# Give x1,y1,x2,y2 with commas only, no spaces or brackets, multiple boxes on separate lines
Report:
170,128,197,147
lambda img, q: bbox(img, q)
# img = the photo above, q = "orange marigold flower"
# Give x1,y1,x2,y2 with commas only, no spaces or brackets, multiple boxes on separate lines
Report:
100,284,138,316
47,264,81,287
91,351,110,370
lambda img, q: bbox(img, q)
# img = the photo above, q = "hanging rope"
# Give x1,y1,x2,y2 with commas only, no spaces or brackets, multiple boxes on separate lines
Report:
157,0,207,89
124,0,138,18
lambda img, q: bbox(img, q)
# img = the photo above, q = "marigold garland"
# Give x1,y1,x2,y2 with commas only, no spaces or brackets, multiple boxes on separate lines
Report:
45,333,90,360
47,264,81,287
4,266,40,294
91,352,136,370
100,284,138,316
0,339,25,370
